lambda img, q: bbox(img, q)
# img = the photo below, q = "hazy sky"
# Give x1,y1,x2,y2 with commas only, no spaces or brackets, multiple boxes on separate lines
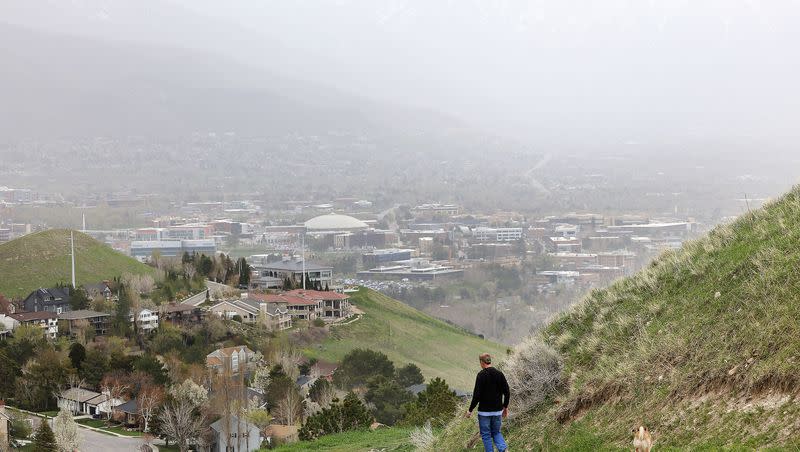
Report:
173,0,800,148
3,0,800,149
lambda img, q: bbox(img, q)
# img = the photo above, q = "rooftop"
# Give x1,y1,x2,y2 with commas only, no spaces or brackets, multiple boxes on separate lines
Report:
58,309,110,320
11,311,57,321
304,213,369,231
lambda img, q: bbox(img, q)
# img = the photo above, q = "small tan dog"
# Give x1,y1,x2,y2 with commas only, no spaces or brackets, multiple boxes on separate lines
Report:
632,425,653,452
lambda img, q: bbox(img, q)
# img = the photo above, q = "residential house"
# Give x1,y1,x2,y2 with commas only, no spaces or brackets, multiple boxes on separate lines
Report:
206,346,255,375
160,303,205,326
57,388,123,417
208,299,260,323
295,375,317,397
113,399,139,427
10,311,58,339
129,308,159,333
287,289,351,320
58,310,110,337
210,415,262,452
22,287,72,313
247,293,319,321
0,314,18,340
209,298,291,331
84,281,114,300
312,361,338,382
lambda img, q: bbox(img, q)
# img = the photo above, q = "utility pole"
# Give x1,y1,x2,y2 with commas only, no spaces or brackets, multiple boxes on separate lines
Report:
301,232,306,290
70,230,76,288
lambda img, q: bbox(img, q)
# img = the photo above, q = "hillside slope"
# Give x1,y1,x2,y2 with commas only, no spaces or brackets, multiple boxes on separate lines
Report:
435,187,800,450
304,289,508,391
0,229,154,299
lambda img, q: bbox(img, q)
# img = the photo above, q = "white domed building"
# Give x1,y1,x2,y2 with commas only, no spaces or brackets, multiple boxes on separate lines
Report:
304,213,369,232
303,213,394,249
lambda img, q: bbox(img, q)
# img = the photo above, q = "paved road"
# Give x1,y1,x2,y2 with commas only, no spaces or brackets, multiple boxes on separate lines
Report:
27,415,151,451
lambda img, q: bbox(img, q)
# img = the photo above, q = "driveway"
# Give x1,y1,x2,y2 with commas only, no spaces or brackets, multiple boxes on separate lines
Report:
25,414,153,451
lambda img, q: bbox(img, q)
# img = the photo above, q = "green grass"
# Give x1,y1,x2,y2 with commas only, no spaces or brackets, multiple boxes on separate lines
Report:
304,288,508,390
75,418,143,437
269,427,416,452
434,186,800,450
0,229,154,298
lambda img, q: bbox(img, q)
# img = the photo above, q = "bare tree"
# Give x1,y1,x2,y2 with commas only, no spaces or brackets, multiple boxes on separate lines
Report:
137,385,165,433
159,400,206,452
100,371,130,420
273,348,303,381
183,263,197,280
273,389,303,426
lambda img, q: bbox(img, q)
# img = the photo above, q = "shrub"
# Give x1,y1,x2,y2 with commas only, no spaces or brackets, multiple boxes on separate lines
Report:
299,392,372,441
402,377,459,428
409,421,435,451
504,337,565,413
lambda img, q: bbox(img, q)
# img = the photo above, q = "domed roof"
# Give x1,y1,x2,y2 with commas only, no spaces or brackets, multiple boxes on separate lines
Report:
305,213,369,231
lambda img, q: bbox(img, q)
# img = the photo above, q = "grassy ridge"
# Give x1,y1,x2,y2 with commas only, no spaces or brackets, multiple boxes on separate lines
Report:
270,427,415,452
0,229,154,298
434,186,800,450
304,288,508,391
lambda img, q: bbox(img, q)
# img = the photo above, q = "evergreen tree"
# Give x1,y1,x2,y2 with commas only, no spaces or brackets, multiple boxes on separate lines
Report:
113,285,132,337
32,419,57,452
402,377,459,428
334,349,395,389
69,286,91,310
365,376,414,425
236,257,251,287
68,342,86,371
80,348,109,389
395,363,425,387
299,392,372,441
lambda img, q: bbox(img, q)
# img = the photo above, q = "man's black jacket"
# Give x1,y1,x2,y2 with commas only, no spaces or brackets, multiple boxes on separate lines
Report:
468,367,510,413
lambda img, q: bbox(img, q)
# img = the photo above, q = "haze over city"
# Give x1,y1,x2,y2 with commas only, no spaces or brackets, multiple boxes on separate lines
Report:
1,2,800,451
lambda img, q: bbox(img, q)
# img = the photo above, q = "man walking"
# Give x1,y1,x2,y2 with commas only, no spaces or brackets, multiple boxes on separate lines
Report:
466,353,510,452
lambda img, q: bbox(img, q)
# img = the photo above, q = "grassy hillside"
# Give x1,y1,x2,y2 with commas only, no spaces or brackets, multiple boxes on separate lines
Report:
0,229,154,298
434,187,800,450
304,288,508,391
270,427,415,452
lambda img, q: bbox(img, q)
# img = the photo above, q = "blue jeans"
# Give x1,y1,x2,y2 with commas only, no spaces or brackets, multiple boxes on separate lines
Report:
478,415,507,452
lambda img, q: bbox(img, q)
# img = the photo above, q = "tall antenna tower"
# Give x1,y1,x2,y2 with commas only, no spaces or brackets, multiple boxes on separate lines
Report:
70,230,76,288
301,232,306,290
82,213,86,231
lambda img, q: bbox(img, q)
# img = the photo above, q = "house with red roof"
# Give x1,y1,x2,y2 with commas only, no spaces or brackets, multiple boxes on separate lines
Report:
286,289,351,320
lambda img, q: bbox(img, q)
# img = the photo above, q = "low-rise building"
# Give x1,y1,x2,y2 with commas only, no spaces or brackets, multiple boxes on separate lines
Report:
210,415,262,452
160,303,205,326
129,308,159,333
0,314,18,340
247,293,319,321
10,311,58,339
206,346,256,375
208,299,291,331
286,289,351,320
21,287,72,314
57,388,122,417
58,310,110,337
130,239,216,261
249,258,333,290
473,227,523,242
